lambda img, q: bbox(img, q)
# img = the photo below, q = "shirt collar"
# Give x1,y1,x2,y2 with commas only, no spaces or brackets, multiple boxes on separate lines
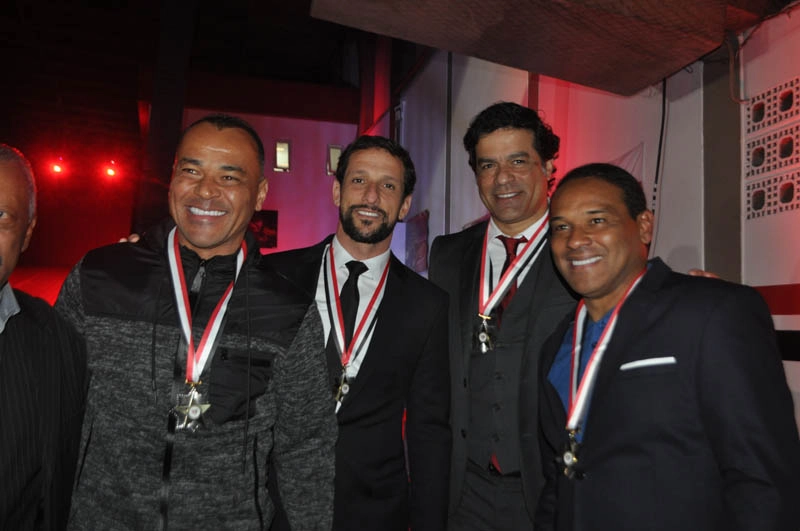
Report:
0,282,21,334
331,235,391,280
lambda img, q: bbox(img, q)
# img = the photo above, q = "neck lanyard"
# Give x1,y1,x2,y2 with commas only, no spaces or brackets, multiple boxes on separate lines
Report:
478,214,549,319
566,269,646,434
324,244,389,368
166,228,245,382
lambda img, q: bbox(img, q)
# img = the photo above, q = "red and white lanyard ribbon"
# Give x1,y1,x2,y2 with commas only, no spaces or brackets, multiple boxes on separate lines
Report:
478,214,549,318
167,227,246,383
325,244,389,368
566,269,646,432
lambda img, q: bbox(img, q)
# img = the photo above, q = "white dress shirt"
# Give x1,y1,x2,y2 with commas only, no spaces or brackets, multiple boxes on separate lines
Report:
315,236,390,380
484,212,549,289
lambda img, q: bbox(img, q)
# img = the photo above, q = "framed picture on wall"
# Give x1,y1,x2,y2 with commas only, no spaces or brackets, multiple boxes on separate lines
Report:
327,145,342,175
249,210,278,251
405,209,429,273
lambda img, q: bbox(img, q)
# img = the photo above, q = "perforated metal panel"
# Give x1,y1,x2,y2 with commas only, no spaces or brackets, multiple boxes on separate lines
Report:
743,76,800,221
745,77,800,134
745,169,800,219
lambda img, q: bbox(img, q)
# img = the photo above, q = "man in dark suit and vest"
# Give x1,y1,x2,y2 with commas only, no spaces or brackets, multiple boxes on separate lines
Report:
0,144,88,529
534,163,800,530
267,135,451,531
429,102,575,531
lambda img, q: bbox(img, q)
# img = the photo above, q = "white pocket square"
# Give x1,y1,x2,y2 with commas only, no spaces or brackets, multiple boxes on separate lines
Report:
619,356,677,371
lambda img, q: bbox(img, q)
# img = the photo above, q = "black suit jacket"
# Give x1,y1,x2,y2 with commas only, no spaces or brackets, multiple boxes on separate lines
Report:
265,237,451,531
0,289,87,530
534,258,800,531
429,221,575,520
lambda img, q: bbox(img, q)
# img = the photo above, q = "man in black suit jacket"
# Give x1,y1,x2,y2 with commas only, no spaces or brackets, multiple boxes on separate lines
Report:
533,163,800,531
429,102,575,530
267,135,451,530
0,144,87,530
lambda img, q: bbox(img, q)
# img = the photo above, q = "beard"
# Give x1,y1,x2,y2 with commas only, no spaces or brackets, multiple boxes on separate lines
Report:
340,204,397,244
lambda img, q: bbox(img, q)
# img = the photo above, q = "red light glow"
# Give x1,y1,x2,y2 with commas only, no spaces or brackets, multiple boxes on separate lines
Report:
103,160,118,178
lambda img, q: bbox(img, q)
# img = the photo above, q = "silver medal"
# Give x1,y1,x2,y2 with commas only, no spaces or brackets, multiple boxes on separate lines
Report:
173,385,210,432
476,316,494,353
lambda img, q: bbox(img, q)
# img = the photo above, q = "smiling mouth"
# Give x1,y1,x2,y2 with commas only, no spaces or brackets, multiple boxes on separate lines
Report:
356,208,381,218
188,206,225,217
349,205,387,221
495,191,520,199
570,256,602,267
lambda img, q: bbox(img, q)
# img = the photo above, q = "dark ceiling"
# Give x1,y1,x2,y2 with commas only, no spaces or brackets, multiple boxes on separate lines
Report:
312,0,795,96
1,1,362,88
0,1,367,179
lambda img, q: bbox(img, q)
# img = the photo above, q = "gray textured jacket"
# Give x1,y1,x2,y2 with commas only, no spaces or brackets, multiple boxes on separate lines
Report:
55,226,336,530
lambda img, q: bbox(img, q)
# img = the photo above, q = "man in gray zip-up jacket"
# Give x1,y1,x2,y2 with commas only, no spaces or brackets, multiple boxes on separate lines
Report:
55,115,336,530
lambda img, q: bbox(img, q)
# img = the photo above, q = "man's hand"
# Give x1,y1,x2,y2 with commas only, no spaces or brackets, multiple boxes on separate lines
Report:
687,268,720,279
119,233,141,243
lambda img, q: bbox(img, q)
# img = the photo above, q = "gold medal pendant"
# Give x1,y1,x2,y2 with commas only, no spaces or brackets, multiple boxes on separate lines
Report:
173,383,211,432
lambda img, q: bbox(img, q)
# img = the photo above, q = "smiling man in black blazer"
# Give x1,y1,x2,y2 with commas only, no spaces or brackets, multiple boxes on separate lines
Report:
267,135,451,531
532,163,800,531
430,102,576,531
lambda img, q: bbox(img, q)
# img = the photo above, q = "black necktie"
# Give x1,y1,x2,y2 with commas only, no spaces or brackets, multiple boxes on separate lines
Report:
325,260,368,394
339,260,368,350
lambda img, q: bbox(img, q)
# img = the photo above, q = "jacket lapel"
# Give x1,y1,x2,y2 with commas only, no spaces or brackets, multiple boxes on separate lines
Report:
581,259,672,439
458,224,485,367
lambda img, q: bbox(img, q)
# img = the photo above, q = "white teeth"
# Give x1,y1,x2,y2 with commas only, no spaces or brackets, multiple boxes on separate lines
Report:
358,210,380,218
189,206,225,217
571,256,602,267
497,192,517,199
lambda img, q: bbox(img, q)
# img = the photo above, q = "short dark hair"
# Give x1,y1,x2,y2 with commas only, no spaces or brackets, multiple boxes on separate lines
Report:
0,144,37,220
335,135,416,198
463,102,560,172
180,114,265,175
557,163,647,219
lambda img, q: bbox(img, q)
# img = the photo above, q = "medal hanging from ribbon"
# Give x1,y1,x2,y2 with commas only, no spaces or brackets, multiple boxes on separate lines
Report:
475,214,549,352
324,244,389,407
560,269,646,478
167,227,246,431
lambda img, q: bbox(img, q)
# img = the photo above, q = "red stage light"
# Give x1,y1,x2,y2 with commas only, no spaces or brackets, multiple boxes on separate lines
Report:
49,157,66,176
103,160,118,178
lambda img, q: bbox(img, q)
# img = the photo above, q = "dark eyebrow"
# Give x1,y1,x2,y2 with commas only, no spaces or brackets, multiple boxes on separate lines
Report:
219,164,245,174
177,158,245,174
506,151,530,160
